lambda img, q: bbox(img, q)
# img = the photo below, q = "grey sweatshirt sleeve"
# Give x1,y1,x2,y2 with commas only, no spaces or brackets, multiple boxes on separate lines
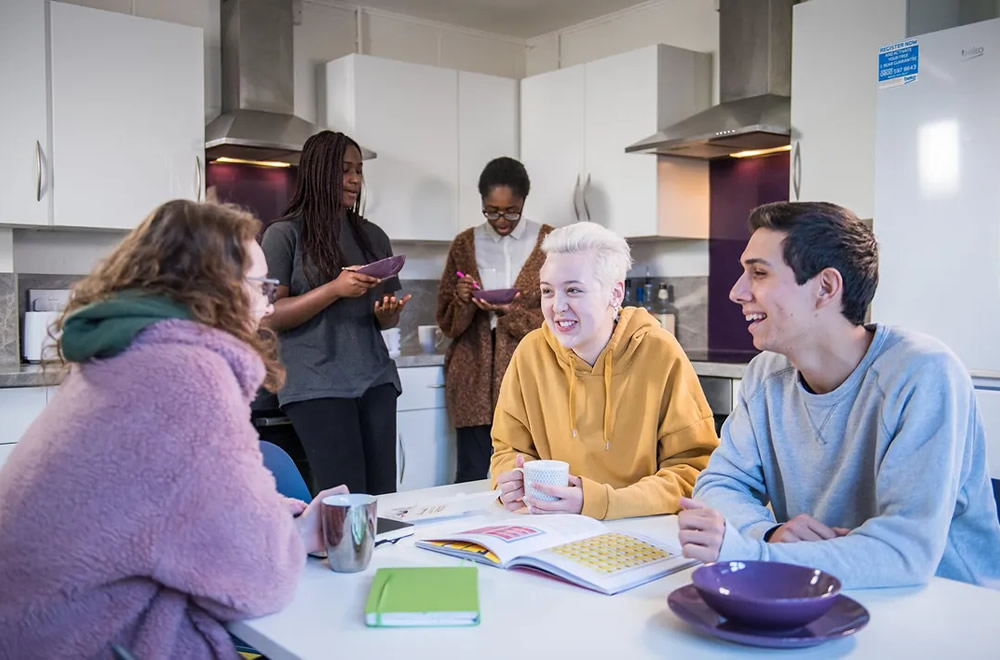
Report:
692,378,778,540
714,353,975,589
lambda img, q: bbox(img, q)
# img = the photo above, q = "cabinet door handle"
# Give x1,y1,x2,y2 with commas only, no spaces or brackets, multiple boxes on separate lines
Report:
35,140,42,202
583,173,592,222
195,155,203,202
572,174,581,222
397,431,406,484
426,384,446,389
792,142,801,200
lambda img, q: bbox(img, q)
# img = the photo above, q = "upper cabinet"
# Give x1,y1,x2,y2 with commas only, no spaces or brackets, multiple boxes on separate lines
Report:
325,55,518,242
458,71,519,232
789,0,907,220
0,1,204,230
0,0,52,226
49,2,204,229
520,44,712,239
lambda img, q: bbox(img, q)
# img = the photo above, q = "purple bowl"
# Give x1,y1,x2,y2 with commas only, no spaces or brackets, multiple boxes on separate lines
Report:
691,561,841,630
473,288,520,305
350,255,405,279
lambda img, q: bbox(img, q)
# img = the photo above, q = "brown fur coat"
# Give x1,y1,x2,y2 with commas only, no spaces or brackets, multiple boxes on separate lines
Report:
436,224,554,428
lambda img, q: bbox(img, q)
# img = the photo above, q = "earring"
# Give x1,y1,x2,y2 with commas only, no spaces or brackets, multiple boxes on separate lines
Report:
614,305,622,322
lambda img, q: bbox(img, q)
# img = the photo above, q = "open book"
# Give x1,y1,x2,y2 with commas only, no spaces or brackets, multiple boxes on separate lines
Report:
415,514,697,595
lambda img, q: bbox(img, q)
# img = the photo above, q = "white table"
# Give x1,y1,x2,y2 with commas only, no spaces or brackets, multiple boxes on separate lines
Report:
229,482,1000,659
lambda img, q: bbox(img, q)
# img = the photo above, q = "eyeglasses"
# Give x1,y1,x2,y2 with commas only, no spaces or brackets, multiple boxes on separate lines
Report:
482,210,522,221
247,276,280,303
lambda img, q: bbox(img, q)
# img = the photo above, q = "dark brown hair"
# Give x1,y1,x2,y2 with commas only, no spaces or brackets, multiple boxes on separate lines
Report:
276,130,376,284
56,200,285,391
748,201,879,325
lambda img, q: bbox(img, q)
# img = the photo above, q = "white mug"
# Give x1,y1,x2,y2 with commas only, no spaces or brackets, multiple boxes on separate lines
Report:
380,328,401,357
515,459,570,503
417,325,444,354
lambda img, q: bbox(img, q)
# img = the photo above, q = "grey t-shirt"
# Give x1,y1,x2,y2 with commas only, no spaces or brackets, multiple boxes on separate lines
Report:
261,215,401,405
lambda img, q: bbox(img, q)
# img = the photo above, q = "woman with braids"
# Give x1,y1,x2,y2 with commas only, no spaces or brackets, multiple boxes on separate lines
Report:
262,131,410,495
436,156,553,482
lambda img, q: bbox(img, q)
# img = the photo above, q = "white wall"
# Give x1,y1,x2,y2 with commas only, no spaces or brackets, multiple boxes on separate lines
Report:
526,0,720,103
13,229,127,275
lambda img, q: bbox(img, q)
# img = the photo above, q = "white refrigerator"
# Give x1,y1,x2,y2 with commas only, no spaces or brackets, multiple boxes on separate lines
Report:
873,17,1000,479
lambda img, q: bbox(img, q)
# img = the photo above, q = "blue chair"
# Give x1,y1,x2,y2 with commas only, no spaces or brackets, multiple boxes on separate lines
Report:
260,440,312,502
993,479,1000,526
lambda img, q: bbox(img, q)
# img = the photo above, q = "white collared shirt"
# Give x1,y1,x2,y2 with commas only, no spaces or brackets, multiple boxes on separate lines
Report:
473,218,541,329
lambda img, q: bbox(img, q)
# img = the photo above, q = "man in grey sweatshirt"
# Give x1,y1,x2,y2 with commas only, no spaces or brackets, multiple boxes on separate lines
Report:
679,201,1000,589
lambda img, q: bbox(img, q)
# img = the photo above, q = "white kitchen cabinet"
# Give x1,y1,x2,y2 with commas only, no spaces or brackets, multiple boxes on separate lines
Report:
397,407,456,492
49,2,204,229
0,0,51,226
583,45,710,239
520,44,711,238
458,71,519,231
395,365,456,491
0,386,48,445
0,443,17,474
974,385,1000,480
325,55,458,242
789,0,907,219
520,65,586,229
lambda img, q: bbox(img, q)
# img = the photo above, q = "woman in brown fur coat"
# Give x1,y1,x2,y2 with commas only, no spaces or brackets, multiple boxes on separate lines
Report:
436,157,554,482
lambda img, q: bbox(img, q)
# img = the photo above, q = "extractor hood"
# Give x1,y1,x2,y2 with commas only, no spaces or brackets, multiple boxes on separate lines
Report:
205,0,375,165
626,0,793,159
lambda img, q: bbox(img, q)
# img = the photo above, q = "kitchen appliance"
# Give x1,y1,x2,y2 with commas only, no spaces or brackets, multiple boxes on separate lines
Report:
205,0,375,165
22,289,71,363
626,0,793,159
872,17,1000,476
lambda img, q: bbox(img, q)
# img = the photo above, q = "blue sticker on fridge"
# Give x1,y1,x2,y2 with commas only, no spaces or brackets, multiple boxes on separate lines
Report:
878,39,919,88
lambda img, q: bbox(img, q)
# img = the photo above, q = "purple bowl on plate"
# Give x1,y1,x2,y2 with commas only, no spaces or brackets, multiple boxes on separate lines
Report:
350,255,405,279
473,288,519,305
691,561,842,630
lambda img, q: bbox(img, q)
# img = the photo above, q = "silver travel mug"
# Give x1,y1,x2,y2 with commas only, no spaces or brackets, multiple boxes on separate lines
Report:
321,494,377,573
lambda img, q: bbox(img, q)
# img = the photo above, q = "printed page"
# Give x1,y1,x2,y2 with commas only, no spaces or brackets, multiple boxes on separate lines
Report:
385,490,501,524
417,514,607,566
513,531,698,594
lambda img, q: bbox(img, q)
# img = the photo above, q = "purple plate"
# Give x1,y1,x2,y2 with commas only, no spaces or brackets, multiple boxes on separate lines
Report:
667,584,869,649
349,255,405,279
473,288,520,305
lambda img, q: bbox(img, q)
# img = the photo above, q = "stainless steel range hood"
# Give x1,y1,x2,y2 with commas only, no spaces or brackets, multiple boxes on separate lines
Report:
626,0,793,159
205,0,375,165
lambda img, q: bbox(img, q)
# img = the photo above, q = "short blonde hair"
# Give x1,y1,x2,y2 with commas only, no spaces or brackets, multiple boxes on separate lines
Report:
541,222,633,290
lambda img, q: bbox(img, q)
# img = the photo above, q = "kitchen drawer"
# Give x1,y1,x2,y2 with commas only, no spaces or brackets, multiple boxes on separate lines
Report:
397,366,446,412
0,443,16,473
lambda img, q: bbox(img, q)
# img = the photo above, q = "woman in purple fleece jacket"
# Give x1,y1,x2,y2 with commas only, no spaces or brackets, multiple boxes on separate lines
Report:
0,200,345,659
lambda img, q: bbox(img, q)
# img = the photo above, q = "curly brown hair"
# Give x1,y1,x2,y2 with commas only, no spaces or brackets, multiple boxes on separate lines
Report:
56,199,286,391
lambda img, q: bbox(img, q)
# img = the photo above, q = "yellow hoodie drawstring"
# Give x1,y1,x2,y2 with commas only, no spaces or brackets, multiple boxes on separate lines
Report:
602,350,614,451
562,358,578,438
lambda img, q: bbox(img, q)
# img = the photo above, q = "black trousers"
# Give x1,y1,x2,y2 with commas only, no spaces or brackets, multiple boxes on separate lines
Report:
283,383,398,495
455,424,493,483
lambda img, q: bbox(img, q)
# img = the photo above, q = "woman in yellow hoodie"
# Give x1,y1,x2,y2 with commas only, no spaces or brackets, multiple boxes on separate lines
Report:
491,222,719,520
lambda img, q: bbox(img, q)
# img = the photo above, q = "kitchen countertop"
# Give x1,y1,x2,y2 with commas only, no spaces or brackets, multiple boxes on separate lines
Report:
393,350,446,368
0,363,67,388
0,350,746,387
0,351,446,389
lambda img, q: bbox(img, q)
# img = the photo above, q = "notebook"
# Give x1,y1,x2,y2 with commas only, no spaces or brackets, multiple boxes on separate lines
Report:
364,567,480,627
416,514,697,595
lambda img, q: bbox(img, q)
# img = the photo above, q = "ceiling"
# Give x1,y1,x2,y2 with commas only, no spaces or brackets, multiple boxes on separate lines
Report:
351,0,652,39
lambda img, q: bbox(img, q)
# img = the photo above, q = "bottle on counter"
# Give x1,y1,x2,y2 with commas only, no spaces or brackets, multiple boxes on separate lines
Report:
642,275,654,312
623,279,633,307
635,283,645,309
655,283,678,336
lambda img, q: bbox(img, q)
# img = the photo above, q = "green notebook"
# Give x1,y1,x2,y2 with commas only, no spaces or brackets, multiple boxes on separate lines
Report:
364,566,480,628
